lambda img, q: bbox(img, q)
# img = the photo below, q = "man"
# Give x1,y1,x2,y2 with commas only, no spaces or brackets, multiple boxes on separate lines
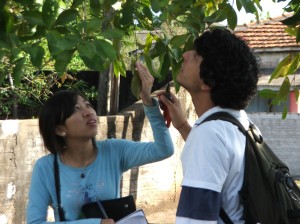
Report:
159,28,259,223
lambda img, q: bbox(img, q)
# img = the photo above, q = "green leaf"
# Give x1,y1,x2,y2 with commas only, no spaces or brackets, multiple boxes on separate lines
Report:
90,0,101,17
226,5,237,30
270,55,292,82
101,29,125,39
0,6,14,38
94,39,117,61
296,27,300,43
78,42,106,71
144,52,159,78
282,12,300,26
170,56,182,93
0,40,9,49
282,106,288,119
130,59,140,100
144,34,154,53
258,89,277,98
142,5,153,21
80,19,102,34
13,57,26,87
287,53,300,74
170,34,190,49
23,11,45,26
150,40,167,58
204,9,227,23
119,2,134,27
113,59,126,77
31,26,47,39
158,52,170,81
107,0,118,5
130,72,141,100
24,45,45,68
47,31,79,55
55,9,79,26
151,0,168,13
183,34,195,52
42,0,59,27
54,49,75,73
71,0,84,8
10,48,22,62
277,77,291,100
169,47,182,63
237,0,257,13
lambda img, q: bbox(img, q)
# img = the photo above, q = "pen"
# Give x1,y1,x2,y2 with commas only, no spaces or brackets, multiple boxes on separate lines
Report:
96,200,109,219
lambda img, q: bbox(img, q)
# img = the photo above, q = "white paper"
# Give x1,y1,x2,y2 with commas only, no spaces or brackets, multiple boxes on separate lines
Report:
116,209,148,224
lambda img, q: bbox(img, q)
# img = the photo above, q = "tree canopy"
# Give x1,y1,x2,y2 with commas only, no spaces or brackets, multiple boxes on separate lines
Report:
0,0,299,117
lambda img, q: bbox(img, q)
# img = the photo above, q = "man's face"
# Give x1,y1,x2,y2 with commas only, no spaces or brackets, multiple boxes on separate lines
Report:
176,50,204,93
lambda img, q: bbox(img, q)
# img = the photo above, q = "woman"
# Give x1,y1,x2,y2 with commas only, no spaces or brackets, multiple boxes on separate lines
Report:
26,62,174,224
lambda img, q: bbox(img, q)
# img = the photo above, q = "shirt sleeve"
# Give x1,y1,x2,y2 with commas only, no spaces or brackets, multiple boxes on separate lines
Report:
176,186,221,223
112,98,174,171
181,121,231,192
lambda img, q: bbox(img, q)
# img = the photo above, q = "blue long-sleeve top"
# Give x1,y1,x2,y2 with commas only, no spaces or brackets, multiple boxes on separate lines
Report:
26,99,174,224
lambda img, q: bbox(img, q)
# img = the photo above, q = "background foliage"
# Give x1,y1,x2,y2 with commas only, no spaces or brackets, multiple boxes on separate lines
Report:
0,0,299,118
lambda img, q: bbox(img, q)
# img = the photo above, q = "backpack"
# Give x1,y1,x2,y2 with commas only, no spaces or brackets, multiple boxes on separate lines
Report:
201,112,300,224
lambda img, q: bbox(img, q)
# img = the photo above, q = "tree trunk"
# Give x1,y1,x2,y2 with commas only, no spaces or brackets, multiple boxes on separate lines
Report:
97,64,120,115
97,70,108,115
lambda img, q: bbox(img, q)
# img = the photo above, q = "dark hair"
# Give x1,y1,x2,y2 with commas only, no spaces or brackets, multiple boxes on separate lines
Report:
194,28,260,109
39,90,96,154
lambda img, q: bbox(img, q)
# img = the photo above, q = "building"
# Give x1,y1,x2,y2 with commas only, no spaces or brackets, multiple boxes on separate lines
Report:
234,14,300,113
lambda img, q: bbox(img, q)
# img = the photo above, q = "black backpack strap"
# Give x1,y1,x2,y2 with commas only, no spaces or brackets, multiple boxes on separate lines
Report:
200,111,247,134
220,208,234,224
200,111,248,224
54,153,66,221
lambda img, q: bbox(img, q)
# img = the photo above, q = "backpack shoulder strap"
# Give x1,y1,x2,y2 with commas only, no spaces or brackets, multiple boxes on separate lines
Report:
200,111,247,134
201,111,264,144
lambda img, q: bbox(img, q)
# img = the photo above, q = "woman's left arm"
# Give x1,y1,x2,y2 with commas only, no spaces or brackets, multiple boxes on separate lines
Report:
136,62,174,160
115,62,174,170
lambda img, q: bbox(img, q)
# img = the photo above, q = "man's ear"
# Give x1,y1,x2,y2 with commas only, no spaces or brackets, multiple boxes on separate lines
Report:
55,126,67,137
200,83,211,91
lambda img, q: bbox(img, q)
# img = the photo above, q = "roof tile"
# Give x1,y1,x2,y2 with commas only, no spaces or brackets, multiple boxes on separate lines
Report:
234,14,300,49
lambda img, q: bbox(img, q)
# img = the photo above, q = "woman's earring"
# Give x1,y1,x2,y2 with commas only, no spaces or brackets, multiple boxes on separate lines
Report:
62,132,67,137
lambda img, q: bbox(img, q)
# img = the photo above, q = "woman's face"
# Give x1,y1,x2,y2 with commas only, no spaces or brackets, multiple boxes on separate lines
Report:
59,95,98,140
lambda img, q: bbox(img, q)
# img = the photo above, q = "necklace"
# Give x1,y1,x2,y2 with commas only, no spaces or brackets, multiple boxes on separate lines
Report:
60,147,97,179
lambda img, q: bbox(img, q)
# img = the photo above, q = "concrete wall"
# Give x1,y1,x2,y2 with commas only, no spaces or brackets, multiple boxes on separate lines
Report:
1,87,300,224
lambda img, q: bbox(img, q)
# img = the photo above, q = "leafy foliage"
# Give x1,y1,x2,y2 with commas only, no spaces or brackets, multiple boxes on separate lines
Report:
0,0,299,118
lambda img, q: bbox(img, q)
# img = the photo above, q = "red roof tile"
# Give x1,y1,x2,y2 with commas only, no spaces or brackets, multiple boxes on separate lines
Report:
234,14,300,49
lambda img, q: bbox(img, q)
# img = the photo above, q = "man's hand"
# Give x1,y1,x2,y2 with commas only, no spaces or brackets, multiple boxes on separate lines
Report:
158,91,191,140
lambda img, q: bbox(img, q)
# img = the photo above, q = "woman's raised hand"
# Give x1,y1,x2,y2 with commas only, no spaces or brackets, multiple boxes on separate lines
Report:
135,62,154,106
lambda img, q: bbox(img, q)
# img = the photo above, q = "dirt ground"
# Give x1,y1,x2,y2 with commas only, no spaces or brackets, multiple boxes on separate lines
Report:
147,208,176,224
145,204,177,224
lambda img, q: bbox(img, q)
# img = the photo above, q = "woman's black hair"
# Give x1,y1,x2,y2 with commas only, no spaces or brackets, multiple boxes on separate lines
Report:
38,90,96,154
194,28,260,110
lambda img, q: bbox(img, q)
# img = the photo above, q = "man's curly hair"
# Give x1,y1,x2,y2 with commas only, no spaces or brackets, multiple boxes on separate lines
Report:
194,28,260,110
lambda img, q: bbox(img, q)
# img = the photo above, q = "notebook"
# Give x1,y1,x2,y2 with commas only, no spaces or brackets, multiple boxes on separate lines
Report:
116,209,148,224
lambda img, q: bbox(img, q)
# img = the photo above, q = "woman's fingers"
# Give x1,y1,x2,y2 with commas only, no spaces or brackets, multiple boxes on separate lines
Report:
135,62,154,105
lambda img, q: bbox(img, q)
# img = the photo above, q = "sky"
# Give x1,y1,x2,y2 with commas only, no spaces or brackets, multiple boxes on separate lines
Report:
236,0,289,24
